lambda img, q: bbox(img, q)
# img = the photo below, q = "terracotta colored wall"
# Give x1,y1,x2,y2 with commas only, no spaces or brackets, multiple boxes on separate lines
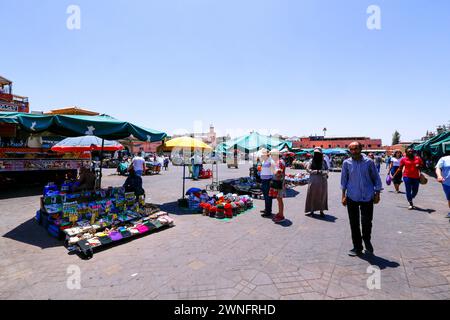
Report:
293,137,382,149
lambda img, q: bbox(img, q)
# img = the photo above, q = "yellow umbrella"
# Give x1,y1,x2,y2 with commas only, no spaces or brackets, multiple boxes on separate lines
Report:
164,137,212,203
164,136,212,150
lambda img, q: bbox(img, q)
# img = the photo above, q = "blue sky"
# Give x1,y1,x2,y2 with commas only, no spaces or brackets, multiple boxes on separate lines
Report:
2,0,450,144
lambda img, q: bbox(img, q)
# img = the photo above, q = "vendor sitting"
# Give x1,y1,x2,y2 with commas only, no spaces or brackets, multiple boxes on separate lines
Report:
72,166,96,192
123,166,145,197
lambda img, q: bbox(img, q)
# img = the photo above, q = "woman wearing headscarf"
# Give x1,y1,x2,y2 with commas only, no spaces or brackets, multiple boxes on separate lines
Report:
305,148,329,217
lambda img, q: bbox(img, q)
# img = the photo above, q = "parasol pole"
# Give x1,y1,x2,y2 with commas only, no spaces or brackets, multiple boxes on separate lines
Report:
98,138,105,189
182,164,186,199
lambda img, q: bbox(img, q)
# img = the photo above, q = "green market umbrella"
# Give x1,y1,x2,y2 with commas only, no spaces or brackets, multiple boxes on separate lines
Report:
221,132,289,153
0,113,166,142
1,112,167,186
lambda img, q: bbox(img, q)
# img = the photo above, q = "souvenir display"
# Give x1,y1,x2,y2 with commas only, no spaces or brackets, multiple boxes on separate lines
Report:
284,173,310,187
36,185,175,259
186,189,254,220
218,177,263,198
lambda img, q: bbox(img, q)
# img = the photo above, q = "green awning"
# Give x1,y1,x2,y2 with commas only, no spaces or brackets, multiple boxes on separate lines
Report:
218,132,290,153
413,131,450,154
0,112,167,142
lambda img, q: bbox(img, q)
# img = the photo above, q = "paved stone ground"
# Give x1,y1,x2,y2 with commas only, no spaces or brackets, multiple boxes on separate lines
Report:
1,163,449,300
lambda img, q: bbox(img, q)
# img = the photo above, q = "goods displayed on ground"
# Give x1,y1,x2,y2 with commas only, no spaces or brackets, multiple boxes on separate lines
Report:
292,160,308,170
199,168,213,179
145,160,162,175
117,159,130,175
184,188,254,219
330,156,346,172
36,183,175,259
219,177,263,198
284,173,310,187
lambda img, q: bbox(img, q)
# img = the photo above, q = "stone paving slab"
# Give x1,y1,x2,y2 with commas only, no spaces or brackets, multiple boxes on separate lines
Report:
0,163,449,300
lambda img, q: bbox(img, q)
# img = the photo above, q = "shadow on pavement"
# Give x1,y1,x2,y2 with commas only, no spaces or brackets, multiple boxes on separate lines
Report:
275,219,293,227
305,213,338,223
413,206,436,214
0,184,43,200
159,201,200,216
2,218,62,249
397,206,436,214
358,254,400,270
285,189,300,198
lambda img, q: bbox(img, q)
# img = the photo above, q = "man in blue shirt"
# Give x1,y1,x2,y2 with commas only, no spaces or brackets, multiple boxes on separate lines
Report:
341,142,382,257
436,155,450,219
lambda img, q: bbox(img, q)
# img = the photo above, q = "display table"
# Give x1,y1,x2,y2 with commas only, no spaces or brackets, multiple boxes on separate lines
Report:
36,186,174,259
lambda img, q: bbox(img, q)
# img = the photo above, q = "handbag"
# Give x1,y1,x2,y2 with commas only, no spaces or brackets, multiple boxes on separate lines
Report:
419,174,428,185
386,174,392,186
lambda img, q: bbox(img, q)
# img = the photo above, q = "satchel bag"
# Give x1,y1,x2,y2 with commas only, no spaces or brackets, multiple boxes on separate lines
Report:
419,174,428,185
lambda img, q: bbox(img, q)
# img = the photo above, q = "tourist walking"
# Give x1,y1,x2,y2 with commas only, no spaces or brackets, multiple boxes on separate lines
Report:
393,148,424,210
385,155,391,169
305,148,329,217
191,152,203,181
436,154,450,219
388,150,403,193
269,149,286,223
131,153,146,176
259,149,275,218
374,154,383,173
341,142,382,256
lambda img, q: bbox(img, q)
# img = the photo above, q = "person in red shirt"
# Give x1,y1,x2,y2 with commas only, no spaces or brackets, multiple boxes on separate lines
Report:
394,148,424,210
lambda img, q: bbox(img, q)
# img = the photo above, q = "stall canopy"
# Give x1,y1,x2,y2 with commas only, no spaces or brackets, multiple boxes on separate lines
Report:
217,132,291,153
0,112,167,142
51,136,124,153
323,148,349,155
413,131,450,155
430,135,450,156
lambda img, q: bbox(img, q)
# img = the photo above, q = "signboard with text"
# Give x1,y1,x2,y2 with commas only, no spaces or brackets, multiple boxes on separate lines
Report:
0,159,88,172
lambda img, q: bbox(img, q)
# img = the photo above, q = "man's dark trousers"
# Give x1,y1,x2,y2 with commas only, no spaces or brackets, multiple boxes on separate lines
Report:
347,198,374,252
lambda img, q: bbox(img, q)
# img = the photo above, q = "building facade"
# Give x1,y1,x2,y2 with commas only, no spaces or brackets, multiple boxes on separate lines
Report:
293,136,383,149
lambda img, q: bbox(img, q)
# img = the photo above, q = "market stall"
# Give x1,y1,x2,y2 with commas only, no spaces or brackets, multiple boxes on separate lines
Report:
163,136,213,207
323,148,350,172
217,132,292,164
3,111,170,258
38,184,174,259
